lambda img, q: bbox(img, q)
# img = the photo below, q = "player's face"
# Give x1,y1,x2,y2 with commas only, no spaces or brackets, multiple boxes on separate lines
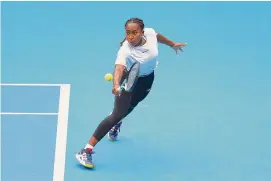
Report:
125,23,144,46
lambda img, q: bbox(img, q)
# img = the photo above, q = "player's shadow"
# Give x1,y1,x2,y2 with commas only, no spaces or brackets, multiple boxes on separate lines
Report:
76,164,96,171
93,135,181,175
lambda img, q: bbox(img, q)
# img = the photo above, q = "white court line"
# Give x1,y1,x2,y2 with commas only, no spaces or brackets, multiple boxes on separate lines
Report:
0,83,63,87
1,83,71,181
0,112,58,115
53,84,71,181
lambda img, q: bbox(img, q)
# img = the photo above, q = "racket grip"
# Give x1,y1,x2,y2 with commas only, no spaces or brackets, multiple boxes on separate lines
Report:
117,86,125,92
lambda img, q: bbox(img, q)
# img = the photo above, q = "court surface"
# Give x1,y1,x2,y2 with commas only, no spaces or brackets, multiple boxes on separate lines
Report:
1,1,271,181
1,84,70,181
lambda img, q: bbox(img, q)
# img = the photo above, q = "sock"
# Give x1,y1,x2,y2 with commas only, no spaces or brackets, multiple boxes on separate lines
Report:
85,144,94,152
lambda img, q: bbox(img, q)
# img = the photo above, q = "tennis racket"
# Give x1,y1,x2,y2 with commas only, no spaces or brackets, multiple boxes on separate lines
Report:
118,61,140,93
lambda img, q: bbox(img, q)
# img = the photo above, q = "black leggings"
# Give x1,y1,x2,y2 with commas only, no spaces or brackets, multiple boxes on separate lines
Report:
93,72,154,141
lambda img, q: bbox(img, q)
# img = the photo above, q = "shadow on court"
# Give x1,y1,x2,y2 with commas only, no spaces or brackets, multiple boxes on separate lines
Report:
75,135,181,176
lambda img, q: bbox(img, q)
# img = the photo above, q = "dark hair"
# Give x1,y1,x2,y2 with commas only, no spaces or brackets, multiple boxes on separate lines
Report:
120,18,145,46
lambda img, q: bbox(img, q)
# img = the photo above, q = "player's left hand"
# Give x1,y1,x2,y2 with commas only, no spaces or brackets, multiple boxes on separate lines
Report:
171,42,187,54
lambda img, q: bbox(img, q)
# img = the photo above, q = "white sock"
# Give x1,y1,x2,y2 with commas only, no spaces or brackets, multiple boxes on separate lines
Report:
85,144,94,151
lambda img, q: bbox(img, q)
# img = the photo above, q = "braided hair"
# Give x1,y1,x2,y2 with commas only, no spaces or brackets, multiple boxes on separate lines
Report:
120,18,145,46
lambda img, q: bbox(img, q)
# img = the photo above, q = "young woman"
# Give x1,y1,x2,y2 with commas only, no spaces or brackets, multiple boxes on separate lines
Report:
76,18,187,168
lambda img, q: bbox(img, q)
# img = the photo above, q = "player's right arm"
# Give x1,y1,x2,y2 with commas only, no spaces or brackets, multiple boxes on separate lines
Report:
112,47,127,95
112,64,125,95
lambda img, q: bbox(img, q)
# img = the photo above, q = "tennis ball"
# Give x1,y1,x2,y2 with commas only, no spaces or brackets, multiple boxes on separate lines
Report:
104,73,113,81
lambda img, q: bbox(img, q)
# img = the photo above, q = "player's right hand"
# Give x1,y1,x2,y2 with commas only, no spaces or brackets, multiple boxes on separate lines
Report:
112,85,121,96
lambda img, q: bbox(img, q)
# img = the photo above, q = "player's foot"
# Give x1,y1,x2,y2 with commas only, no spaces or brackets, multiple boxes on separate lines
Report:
75,148,95,168
108,121,122,141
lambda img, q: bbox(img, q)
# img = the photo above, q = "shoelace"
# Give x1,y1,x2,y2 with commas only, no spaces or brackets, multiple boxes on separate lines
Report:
83,150,95,161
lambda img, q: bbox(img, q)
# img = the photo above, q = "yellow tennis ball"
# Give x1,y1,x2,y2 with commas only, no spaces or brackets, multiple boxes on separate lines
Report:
104,73,113,81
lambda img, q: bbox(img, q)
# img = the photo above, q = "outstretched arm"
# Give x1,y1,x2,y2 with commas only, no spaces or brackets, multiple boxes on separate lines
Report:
156,32,187,54
156,33,175,47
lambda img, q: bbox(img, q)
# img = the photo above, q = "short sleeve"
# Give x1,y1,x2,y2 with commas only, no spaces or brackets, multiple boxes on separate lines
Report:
144,28,157,36
115,46,128,68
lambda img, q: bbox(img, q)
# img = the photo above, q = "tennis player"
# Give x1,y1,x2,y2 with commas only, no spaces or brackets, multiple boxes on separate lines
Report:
76,17,187,168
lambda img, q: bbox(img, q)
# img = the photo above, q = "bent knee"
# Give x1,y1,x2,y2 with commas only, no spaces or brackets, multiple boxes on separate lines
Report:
109,110,125,122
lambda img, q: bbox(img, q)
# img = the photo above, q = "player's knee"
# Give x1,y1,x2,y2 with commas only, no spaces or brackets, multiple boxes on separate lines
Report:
109,111,125,124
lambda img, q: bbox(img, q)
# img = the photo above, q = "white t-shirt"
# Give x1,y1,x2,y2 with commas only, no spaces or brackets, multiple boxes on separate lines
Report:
115,28,159,77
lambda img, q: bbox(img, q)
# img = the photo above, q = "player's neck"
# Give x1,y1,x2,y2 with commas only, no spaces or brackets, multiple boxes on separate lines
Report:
134,36,146,47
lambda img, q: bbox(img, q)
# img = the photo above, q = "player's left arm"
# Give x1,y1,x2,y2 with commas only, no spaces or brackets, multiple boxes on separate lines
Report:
156,32,187,54
156,33,175,46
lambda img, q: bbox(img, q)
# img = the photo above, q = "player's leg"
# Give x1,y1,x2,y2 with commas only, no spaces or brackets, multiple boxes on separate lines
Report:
75,72,154,168
76,90,133,168
130,72,155,108
92,91,132,142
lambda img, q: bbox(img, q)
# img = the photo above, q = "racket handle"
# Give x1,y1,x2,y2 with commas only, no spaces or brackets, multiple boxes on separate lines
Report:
117,86,125,92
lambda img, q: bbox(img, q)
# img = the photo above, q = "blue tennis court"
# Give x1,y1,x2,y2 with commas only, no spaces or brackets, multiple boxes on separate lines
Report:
2,114,57,181
1,84,70,181
2,1,271,181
